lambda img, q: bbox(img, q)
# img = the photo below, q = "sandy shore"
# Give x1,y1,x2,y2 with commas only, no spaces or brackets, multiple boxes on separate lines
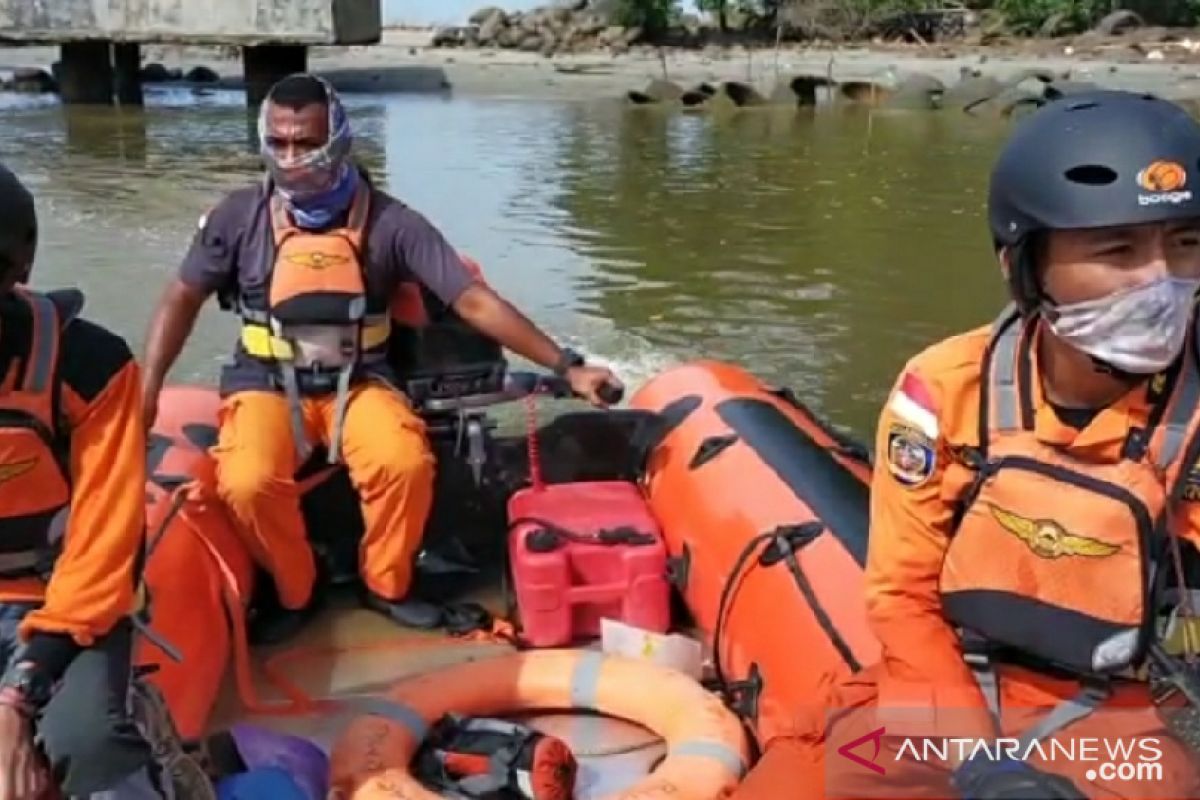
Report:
4,27,1200,103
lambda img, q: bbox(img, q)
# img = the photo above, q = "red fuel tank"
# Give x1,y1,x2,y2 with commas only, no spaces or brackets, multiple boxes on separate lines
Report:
506,481,671,648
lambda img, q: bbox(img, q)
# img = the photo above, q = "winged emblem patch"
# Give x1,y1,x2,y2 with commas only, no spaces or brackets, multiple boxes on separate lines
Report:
284,251,349,270
987,503,1120,559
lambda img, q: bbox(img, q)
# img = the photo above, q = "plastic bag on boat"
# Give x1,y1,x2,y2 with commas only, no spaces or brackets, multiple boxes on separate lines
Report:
600,618,704,679
228,724,328,800
216,767,307,800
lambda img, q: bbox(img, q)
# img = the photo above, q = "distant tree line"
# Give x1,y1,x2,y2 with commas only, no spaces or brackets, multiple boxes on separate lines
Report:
609,0,1200,38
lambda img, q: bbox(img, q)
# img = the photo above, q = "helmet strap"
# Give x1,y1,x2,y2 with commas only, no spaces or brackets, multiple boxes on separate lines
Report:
1006,235,1047,317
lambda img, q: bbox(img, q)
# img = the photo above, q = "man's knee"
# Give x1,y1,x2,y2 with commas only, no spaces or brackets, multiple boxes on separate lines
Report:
37,625,152,795
349,425,435,491
213,392,298,512
215,447,292,511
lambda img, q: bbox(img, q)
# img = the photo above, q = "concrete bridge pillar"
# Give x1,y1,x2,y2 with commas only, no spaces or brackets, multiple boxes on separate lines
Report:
114,43,144,107
243,45,308,107
57,41,144,106
57,42,114,105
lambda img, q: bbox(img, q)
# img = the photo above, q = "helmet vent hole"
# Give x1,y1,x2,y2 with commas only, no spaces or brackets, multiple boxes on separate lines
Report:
1064,165,1117,185
1065,100,1098,111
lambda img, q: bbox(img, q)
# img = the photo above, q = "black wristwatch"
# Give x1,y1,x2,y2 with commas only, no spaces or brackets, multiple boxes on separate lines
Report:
0,660,53,711
552,348,585,377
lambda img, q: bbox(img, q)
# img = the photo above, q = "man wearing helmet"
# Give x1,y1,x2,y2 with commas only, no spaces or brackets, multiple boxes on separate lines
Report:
0,163,209,798
141,73,623,645
763,91,1200,799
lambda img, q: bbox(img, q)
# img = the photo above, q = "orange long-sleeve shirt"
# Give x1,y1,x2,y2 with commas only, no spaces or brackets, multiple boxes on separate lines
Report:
0,298,145,654
866,319,1200,740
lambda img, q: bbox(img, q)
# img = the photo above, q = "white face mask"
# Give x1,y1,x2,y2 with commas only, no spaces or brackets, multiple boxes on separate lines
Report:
1041,275,1200,374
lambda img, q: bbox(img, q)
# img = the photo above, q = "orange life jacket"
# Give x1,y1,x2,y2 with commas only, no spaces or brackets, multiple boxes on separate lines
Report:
941,304,1200,679
239,181,392,464
936,304,1200,746
237,179,487,463
240,180,391,366
0,287,79,581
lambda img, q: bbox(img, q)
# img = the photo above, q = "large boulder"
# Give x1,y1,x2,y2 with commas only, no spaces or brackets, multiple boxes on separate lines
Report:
469,5,507,25
943,74,1005,112
477,10,508,45
4,67,56,94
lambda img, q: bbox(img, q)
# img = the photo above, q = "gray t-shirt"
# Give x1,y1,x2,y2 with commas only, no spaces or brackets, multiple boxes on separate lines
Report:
178,179,477,394
179,181,474,306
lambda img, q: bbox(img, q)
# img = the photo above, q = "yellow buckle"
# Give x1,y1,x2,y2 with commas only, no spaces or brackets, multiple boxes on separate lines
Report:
239,320,391,360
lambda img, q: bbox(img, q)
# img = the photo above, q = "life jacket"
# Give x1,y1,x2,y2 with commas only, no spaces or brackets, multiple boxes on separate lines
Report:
939,303,1200,743
233,179,489,464
238,180,391,464
0,286,81,581
412,714,576,800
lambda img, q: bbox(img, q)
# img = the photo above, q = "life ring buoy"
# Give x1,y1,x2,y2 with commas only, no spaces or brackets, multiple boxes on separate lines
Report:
328,649,751,800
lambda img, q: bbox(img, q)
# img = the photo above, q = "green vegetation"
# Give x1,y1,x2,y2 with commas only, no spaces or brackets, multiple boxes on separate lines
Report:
613,0,1200,37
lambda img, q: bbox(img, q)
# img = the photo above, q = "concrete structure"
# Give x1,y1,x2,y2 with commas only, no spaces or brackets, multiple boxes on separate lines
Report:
0,0,380,45
0,0,381,105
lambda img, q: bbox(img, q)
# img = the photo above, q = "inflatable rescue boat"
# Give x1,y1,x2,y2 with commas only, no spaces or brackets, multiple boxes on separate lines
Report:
132,259,881,798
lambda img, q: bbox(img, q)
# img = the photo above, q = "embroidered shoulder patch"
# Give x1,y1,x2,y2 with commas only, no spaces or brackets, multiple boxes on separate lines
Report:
886,423,936,488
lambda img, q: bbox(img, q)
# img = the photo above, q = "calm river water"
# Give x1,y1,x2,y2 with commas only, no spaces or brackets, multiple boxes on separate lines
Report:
0,85,1017,439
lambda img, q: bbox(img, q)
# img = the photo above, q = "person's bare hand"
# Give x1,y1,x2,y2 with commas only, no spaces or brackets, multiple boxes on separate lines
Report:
566,365,623,407
0,703,48,800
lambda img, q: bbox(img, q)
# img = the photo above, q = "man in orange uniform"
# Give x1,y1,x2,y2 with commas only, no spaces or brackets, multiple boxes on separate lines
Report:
141,73,621,644
777,91,1200,799
0,164,206,798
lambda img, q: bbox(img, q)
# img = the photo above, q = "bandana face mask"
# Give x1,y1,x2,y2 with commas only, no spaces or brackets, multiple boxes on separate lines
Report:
257,78,353,203
1041,275,1200,374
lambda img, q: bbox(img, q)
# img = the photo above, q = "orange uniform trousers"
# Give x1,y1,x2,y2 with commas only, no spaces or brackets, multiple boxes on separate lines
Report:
733,661,1200,800
211,381,435,609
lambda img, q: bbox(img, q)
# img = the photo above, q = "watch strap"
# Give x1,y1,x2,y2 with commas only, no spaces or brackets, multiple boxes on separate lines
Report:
553,348,585,377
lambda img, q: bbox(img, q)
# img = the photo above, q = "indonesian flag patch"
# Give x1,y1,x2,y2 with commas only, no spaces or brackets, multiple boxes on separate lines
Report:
885,372,939,487
888,372,938,440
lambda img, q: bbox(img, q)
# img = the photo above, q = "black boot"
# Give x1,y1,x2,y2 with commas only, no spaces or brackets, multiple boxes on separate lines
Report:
361,590,443,629
247,572,324,646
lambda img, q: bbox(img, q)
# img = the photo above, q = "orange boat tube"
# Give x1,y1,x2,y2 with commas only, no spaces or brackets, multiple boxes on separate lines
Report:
328,649,751,799
630,361,880,749
136,385,256,742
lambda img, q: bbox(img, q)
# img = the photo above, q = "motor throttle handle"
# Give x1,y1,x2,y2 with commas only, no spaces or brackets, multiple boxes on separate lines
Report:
597,381,624,405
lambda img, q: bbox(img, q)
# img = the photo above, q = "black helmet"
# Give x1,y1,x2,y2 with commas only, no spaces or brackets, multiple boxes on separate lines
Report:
989,90,1200,248
0,162,36,276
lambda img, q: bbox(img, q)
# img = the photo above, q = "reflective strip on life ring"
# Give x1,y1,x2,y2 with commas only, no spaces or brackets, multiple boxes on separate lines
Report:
328,649,751,800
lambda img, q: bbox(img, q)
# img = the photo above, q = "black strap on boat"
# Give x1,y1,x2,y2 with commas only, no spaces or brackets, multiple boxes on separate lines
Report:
509,515,658,552
710,522,862,727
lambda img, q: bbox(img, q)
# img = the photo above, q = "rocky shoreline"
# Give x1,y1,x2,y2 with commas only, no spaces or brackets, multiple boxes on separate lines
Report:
429,1,1200,65
433,2,645,57
0,61,221,95
619,66,1198,120
4,21,1200,108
